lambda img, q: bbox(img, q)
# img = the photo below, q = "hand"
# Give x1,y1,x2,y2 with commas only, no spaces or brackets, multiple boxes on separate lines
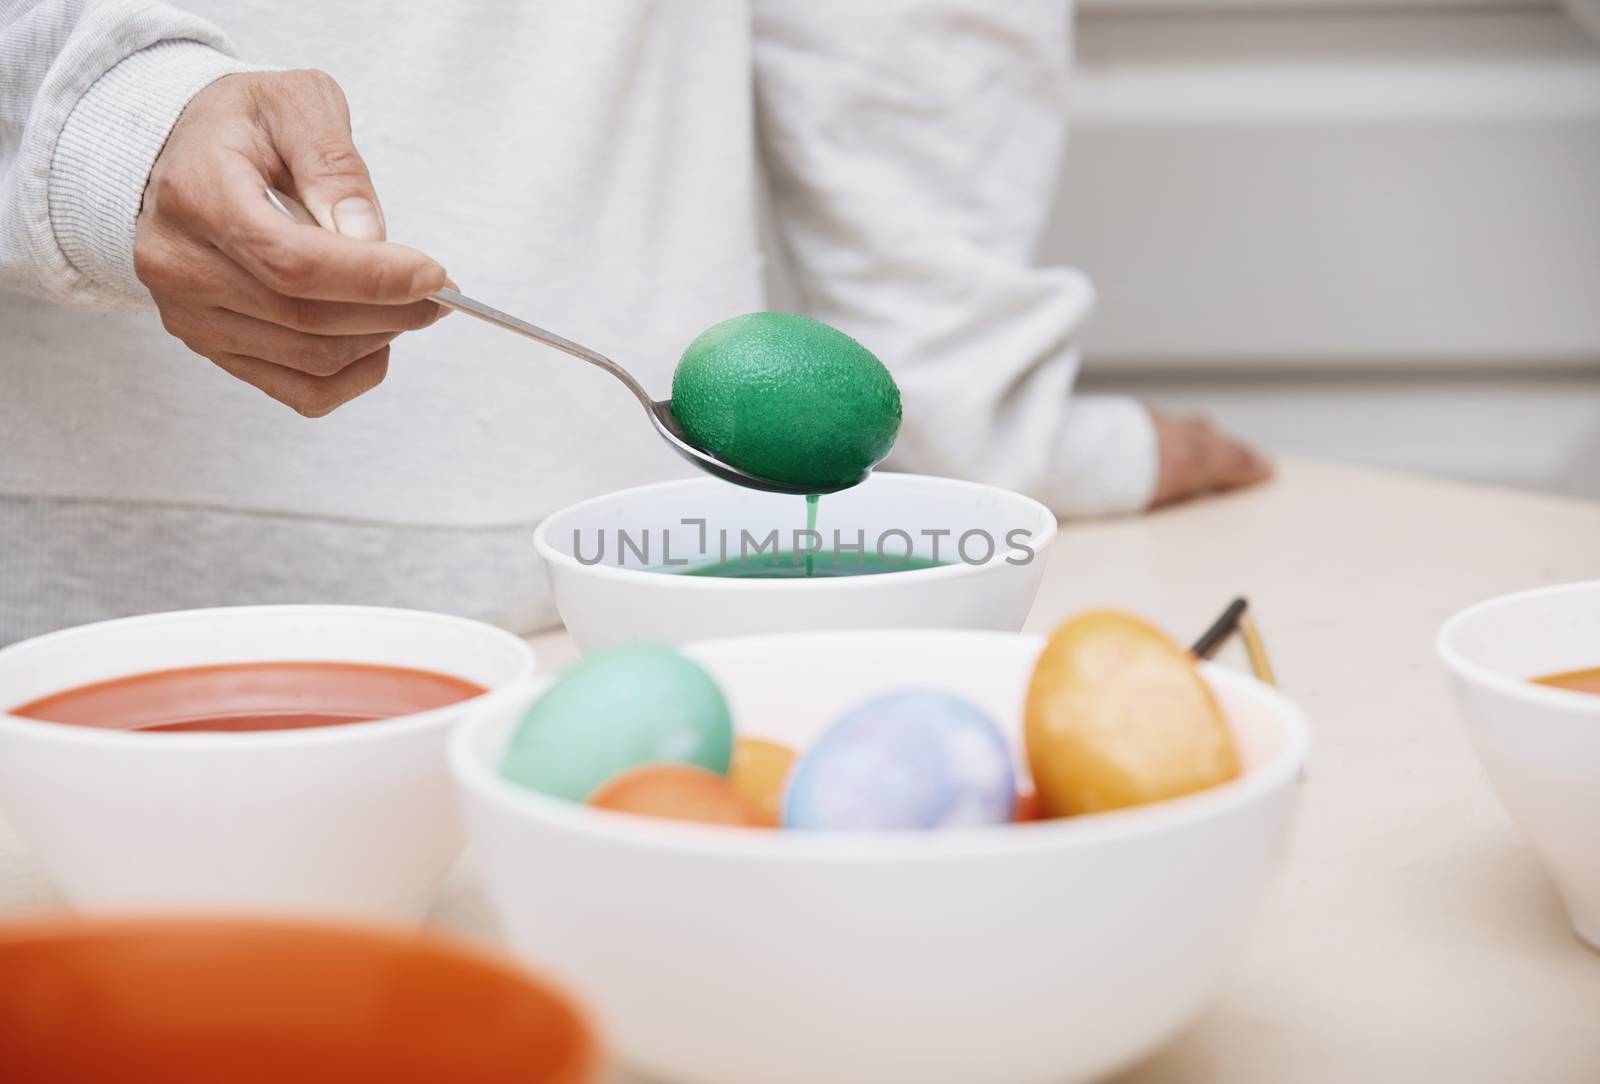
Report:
1148,409,1273,508
134,70,448,417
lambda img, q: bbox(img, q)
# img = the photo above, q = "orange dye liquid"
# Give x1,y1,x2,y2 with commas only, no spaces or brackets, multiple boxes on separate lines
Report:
1533,667,1600,697
12,662,485,733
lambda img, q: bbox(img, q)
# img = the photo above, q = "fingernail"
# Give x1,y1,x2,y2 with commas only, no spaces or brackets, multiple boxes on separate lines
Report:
332,197,383,241
410,263,447,297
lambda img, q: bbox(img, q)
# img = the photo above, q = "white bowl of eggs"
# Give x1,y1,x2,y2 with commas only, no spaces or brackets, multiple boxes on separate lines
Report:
452,617,1309,1084
533,472,1057,652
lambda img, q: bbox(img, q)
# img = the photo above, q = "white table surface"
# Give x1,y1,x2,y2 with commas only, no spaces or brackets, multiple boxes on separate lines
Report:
4,459,1599,1082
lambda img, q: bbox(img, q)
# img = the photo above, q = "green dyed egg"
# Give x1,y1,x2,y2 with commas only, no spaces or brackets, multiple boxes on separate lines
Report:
501,645,733,802
670,312,901,490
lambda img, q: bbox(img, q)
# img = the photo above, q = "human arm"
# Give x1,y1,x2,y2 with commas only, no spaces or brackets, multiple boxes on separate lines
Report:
751,0,1267,512
1,1,445,414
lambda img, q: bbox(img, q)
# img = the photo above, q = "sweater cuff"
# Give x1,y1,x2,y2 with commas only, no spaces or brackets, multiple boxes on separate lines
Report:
1045,394,1160,518
48,40,263,301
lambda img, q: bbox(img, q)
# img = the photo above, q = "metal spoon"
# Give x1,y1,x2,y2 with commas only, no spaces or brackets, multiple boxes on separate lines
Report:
264,186,859,495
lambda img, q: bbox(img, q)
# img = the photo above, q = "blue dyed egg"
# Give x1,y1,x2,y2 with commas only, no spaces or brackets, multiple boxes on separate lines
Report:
784,691,1016,830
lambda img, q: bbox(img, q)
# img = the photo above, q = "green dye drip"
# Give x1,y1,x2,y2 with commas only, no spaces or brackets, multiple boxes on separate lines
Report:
805,493,819,577
677,551,947,580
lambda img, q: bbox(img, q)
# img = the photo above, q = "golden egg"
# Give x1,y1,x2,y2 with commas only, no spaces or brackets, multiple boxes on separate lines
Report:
1024,610,1240,816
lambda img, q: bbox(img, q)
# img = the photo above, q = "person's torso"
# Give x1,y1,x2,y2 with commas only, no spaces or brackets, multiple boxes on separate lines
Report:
1,0,765,528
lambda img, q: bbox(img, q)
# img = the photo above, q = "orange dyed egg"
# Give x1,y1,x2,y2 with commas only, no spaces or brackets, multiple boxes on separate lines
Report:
728,738,797,826
1024,610,1240,816
588,764,764,827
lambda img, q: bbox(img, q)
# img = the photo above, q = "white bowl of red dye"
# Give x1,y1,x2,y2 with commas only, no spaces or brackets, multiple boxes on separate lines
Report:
0,605,535,923
534,473,1058,652
453,629,1309,1084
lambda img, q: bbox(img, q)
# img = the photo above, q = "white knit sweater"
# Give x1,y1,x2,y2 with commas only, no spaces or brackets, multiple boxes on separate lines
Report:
0,0,1155,642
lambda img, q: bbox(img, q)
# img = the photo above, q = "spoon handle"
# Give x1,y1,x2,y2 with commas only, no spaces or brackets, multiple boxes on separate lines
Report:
426,289,647,403
425,289,649,407
261,186,654,410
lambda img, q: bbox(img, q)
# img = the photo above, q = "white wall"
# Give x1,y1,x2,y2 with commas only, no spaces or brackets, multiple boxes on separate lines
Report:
762,3,1600,499
1079,368,1600,494
1053,2,1600,498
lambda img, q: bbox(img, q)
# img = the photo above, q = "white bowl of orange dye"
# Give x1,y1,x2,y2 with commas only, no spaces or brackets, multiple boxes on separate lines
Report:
0,606,536,923
0,916,597,1084
1437,580,1600,950
453,629,1309,1084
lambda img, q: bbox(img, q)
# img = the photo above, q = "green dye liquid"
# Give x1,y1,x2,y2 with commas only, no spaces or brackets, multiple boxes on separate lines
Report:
668,493,942,579
805,493,818,576
678,550,946,579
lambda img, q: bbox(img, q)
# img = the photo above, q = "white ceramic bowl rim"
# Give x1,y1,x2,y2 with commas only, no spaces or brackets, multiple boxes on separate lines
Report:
450,629,1311,862
531,475,1059,592
0,605,539,752
1436,580,1600,715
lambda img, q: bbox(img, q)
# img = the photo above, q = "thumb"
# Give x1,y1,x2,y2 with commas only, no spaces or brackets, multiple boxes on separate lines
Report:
261,70,387,241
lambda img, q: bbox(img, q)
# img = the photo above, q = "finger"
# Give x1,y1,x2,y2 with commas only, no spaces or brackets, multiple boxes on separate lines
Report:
174,306,399,377
1207,434,1273,491
233,289,447,336
1230,445,1275,486
193,251,446,333
193,152,444,303
139,229,445,334
211,346,390,418
257,70,386,241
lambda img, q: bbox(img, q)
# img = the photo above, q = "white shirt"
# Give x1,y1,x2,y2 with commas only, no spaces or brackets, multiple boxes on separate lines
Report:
0,0,1155,641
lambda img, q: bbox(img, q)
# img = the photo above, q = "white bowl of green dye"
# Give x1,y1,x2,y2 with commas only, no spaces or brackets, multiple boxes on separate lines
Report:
533,474,1057,652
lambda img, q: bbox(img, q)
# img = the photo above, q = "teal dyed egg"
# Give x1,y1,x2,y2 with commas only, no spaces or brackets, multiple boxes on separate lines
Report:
501,645,733,802
671,312,901,491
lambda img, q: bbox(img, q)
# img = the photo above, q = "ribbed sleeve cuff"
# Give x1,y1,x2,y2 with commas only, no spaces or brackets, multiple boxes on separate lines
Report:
1046,394,1160,518
48,40,262,300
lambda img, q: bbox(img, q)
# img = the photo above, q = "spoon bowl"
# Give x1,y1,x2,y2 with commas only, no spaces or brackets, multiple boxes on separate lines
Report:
645,398,868,495
265,188,865,495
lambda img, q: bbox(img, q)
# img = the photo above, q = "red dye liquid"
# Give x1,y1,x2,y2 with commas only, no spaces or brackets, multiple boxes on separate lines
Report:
11,662,485,734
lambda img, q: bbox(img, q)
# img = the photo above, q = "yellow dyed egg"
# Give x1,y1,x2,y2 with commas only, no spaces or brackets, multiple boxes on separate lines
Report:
1024,610,1240,816
728,737,797,827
